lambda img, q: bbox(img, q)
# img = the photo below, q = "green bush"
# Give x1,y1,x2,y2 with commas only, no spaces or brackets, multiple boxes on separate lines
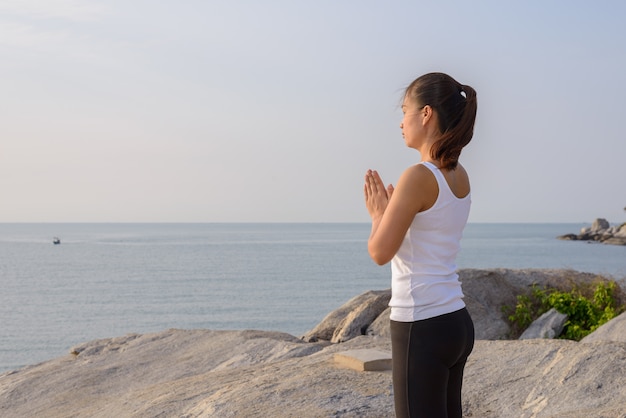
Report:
503,281,623,341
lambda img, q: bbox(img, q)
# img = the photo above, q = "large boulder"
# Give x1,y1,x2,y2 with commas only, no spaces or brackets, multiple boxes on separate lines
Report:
301,290,390,343
591,217,610,233
330,291,390,343
519,308,568,339
366,306,391,337
460,269,522,339
305,268,616,342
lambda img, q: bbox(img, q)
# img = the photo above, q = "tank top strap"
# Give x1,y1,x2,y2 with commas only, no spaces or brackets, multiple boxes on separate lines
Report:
420,161,469,201
421,161,441,175
421,161,446,189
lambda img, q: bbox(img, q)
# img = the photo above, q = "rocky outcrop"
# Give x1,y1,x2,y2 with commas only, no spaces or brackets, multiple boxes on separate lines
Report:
303,268,618,341
1,314,626,417
558,218,626,245
1,269,625,417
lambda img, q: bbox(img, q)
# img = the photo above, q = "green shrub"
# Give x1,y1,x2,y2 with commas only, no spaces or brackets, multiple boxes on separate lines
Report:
503,286,548,337
503,281,623,341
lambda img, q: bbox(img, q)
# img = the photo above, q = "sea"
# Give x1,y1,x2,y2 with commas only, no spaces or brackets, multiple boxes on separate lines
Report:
1,222,625,373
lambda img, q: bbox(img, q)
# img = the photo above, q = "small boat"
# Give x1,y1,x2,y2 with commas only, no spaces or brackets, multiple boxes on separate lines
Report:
53,237,61,245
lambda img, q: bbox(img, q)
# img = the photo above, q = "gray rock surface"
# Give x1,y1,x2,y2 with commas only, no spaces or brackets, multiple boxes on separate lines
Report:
1,269,626,417
0,330,391,418
2,329,626,417
302,290,390,343
366,306,390,338
330,291,390,343
519,308,568,339
464,339,626,418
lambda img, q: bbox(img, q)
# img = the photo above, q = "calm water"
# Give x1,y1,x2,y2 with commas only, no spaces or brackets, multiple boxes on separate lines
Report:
1,223,624,373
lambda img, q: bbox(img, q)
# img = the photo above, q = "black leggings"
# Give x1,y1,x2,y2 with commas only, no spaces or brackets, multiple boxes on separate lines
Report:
390,308,474,418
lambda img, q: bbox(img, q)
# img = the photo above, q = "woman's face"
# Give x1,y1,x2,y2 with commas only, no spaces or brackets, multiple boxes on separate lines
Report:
400,97,424,149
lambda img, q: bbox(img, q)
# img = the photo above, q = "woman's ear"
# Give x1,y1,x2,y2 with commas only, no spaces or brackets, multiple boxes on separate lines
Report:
422,105,434,126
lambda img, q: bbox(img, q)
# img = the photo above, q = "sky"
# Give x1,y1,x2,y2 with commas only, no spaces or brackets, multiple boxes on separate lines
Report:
1,1,625,223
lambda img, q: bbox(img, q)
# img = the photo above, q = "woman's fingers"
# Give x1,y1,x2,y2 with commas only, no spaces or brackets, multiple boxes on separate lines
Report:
365,170,384,193
364,170,391,220
387,184,394,199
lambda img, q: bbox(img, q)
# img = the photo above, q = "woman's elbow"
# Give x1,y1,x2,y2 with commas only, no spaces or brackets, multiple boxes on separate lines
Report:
368,244,393,265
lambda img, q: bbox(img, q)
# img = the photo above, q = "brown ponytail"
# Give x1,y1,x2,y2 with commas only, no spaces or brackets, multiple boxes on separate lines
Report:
405,73,477,170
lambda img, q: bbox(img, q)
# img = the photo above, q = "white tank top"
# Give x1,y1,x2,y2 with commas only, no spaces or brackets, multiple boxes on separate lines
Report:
389,161,471,322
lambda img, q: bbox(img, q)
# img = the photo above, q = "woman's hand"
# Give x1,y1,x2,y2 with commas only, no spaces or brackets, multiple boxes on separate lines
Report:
364,169,394,221
365,164,436,265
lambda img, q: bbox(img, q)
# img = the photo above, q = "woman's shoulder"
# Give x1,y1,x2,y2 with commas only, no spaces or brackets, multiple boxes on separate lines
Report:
396,163,439,212
399,163,437,186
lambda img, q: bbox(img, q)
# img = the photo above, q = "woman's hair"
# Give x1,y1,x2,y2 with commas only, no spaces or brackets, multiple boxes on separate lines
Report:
404,72,477,170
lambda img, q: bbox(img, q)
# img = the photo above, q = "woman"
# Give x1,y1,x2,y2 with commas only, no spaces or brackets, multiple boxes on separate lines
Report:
364,72,477,418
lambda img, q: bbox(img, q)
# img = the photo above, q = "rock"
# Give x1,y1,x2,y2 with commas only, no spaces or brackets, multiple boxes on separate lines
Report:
2,328,626,417
366,306,390,337
305,268,617,343
301,290,390,342
602,224,626,245
463,339,626,418
581,311,626,344
603,236,626,245
592,218,610,232
0,330,394,418
519,308,567,339
460,269,521,339
331,291,391,343
557,233,578,240
333,349,392,371
558,218,626,245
